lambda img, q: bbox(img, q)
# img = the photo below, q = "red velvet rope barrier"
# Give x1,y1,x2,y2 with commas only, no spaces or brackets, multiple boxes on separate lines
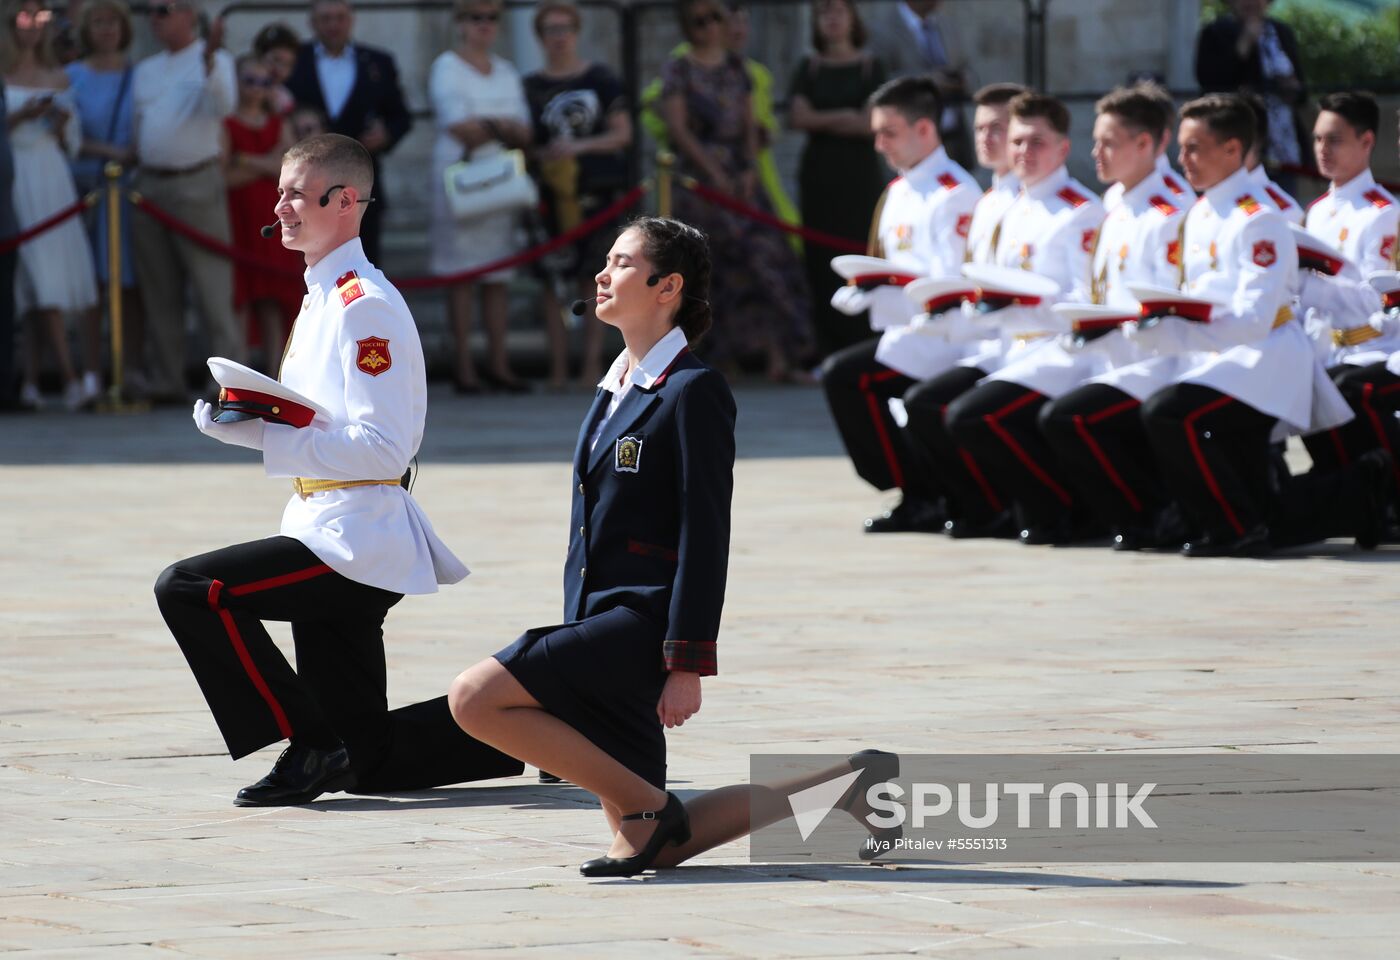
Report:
0,196,92,255
678,178,866,254
129,183,650,289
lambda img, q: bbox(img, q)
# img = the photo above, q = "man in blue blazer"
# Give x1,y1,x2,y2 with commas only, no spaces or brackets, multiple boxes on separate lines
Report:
286,0,413,262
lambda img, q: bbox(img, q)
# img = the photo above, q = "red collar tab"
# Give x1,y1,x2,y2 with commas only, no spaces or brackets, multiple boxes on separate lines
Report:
218,387,317,428
850,272,920,290
1139,299,1212,324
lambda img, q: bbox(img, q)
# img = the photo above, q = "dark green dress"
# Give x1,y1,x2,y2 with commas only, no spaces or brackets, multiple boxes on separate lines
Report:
789,53,888,358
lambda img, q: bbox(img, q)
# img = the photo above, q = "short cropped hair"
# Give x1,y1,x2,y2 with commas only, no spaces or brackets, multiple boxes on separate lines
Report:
973,82,1029,109
1180,94,1256,157
1095,85,1171,141
79,0,133,55
867,74,943,126
252,21,299,58
533,1,581,36
1318,91,1380,137
283,133,375,195
1009,92,1070,137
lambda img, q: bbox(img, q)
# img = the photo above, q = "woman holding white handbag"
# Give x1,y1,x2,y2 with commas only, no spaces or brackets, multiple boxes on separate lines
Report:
429,0,534,393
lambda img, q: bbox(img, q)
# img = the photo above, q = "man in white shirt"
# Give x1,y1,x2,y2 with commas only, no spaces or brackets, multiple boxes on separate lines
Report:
155,135,520,805
129,1,241,402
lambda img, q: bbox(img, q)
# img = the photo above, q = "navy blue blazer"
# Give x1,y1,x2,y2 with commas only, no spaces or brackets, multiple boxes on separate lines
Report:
564,349,736,676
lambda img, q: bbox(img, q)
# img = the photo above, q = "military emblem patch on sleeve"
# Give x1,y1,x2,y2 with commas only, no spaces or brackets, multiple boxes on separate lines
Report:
1252,240,1277,268
355,336,392,376
615,435,642,473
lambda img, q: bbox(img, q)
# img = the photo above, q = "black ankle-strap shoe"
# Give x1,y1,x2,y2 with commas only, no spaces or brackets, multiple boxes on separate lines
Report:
579,792,691,877
840,750,903,861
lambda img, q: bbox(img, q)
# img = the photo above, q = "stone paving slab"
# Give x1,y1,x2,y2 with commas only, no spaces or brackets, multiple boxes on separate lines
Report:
3,384,1400,958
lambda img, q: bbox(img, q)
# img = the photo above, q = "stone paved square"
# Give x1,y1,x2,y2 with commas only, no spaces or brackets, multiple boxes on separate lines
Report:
3,385,1398,958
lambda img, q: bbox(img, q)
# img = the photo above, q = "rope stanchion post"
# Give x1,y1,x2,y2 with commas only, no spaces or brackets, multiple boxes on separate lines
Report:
98,164,147,414
657,151,675,219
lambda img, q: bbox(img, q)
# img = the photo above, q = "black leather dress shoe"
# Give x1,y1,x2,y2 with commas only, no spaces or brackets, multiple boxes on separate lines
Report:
944,511,1016,539
234,743,355,807
864,498,944,534
1354,450,1393,551
538,770,563,784
1018,518,1072,546
579,792,691,877
1181,523,1271,558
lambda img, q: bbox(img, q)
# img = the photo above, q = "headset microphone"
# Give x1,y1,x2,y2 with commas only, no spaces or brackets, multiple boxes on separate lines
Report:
260,222,281,238
571,297,598,317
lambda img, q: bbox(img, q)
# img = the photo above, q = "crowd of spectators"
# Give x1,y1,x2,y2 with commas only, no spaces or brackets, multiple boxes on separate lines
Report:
0,0,1358,413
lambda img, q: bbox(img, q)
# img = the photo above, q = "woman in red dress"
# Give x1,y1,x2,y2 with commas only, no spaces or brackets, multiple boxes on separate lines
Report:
222,54,305,371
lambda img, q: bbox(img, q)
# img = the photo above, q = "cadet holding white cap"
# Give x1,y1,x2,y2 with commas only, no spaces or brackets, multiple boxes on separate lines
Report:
154,133,521,806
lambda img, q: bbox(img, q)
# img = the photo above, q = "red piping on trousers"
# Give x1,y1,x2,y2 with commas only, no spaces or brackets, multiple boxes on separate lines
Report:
207,579,293,740
1072,415,1143,513
859,369,905,489
1327,427,1350,467
1359,383,1400,489
228,564,334,597
959,448,1003,513
1182,394,1244,536
982,390,1072,506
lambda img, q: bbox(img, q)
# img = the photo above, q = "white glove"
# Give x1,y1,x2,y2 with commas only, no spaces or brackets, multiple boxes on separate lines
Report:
1120,319,1145,342
193,399,265,450
830,285,873,316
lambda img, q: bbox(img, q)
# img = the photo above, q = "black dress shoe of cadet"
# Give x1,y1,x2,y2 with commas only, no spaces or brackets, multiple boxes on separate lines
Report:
1181,523,1271,558
864,497,944,533
1018,518,1073,546
234,743,355,807
538,770,564,784
580,792,691,877
1354,449,1394,551
944,510,1015,540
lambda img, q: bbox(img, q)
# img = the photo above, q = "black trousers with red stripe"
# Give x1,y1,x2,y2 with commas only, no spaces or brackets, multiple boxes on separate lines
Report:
820,339,933,500
1141,384,1277,540
1040,384,1165,531
902,366,1007,521
945,381,1075,528
1303,363,1400,496
155,536,522,789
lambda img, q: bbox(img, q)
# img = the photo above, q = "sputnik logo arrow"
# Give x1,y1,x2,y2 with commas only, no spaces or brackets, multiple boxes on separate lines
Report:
787,769,862,841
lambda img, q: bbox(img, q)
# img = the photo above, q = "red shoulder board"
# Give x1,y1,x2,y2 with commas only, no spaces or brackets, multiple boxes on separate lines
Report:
1149,195,1179,217
1236,194,1263,217
1263,185,1293,210
336,270,359,287
1057,186,1089,208
355,336,392,376
938,172,961,191
1163,173,1186,196
1365,189,1393,209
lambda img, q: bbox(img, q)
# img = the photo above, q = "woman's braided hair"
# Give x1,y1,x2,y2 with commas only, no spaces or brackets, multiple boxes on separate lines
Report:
626,216,713,344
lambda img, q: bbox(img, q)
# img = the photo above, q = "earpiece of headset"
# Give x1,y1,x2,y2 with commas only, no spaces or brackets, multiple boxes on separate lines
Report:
320,184,376,207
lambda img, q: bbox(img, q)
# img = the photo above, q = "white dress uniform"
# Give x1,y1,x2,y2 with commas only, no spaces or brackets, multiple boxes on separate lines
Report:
1249,164,1303,225
1134,166,1332,433
1303,170,1400,366
263,238,468,595
864,147,981,379
966,165,1106,392
1103,154,1193,211
965,172,1021,265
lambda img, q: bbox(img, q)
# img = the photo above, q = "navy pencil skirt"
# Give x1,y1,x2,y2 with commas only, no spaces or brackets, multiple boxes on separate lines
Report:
494,604,669,789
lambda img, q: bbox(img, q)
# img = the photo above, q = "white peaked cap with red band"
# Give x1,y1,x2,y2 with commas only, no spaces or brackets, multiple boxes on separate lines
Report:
1366,270,1400,309
207,357,331,428
1052,303,1141,341
1125,282,1221,324
904,276,978,315
960,263,1060,304
829,254,923,288
1289,223,1355,278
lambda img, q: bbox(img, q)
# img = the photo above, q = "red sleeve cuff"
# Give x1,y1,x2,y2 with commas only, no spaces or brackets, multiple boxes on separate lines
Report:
663,640,717,676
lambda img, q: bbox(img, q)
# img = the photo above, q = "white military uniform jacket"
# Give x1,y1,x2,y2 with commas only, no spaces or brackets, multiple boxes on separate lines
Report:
869,146,981,379
263,238,468,595
1136,166,1345,434
1303,170,1400,366
967,166,1105,390
1249,164,1304,225
965,172,1020,265
1103,154,1193,211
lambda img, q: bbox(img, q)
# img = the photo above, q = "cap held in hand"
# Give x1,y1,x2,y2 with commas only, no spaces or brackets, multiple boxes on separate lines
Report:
207,357,330,428
960,263,1060,313
830,255,922,290
1053,303,1141,344
1125,282,1219,326
904,277,978,317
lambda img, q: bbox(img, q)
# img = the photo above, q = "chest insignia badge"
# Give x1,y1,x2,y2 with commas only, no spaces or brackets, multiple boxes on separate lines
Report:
355,336,393,376
894,224,914,250
615,435,642,473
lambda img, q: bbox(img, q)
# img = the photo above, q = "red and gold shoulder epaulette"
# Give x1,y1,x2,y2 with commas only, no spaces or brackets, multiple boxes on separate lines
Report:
336,269,365,307
1163,173,1187,196
1365,189,1394,209
1264,185,1293,210
938,172,961,191
1149,195,1179,217
1057,185,1089,208
1236,194,1263,217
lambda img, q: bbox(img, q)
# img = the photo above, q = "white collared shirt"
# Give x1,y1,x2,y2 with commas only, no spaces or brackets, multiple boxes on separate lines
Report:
132,40,235,168
588,326,689,451
315,43,357,120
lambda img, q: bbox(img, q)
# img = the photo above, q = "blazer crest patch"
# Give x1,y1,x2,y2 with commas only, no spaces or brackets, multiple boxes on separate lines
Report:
615,435,643,473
